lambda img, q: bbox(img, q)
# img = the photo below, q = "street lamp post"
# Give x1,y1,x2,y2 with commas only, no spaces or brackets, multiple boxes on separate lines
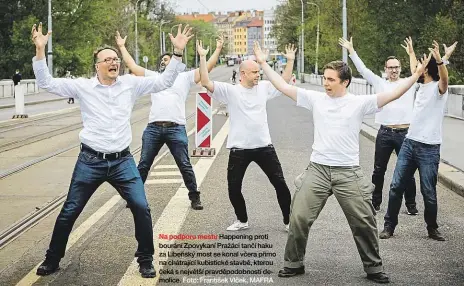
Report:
47,0,53,75
159,20,170,55
134,0,141,65
307,2,320,74
300,0,304,75
342,0,347,63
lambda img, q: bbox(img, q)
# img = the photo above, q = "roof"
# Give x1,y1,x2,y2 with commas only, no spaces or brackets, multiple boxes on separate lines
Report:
175,14,215,23
247,19,263,27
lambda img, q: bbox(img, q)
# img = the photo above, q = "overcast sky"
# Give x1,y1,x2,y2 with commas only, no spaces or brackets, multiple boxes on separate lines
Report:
173,0,282,14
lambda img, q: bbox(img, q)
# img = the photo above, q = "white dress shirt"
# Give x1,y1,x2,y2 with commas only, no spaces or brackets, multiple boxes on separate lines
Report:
144,69,195,125
32,57,185,153
350,51,416,125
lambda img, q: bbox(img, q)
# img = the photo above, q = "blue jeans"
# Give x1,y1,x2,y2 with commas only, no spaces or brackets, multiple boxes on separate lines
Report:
384,138,440,231
372,126,416,208
137,123,199,199
45,149,154,264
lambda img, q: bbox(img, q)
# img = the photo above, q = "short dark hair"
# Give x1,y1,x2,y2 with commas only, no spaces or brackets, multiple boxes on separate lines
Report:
426,57,440,81
323,60,352,87
93,45,120,65
158,52,172,64
384,56,400,67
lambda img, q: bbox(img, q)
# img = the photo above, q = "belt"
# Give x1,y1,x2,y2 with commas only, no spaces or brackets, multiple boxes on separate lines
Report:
152,121,179,127
80,144,130,160
380,125,409,133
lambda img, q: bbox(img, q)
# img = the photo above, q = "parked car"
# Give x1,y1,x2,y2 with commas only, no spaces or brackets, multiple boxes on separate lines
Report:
227,59,235,66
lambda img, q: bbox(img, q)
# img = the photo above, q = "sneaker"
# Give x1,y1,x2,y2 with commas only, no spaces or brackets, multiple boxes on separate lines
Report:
190,198,204,210
379,227,394,239
366,272,390,283
139,262,156,278
428,229,446,241
373,204,381,212
406,205,418,215
226,220,249,231
277,266,305,277
36,260,60,276
285,224,289,232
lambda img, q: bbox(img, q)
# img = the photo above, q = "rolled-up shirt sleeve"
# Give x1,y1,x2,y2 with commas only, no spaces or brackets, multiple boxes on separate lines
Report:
133,57,186,97
207,81,230,104
32,57,79,98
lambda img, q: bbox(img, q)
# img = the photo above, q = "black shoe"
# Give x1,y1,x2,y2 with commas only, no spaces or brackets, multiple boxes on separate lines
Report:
407,205,418,215
373,204,380,212
277,266,305,277
428,229,446,241
366,272,390,283
36,260,60,276
191,198,204,210
139,262,156,278
379,227,394,239
125,203,130,208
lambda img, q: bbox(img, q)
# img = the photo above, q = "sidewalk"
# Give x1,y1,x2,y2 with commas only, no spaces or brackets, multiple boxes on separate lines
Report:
296,81,464,197
0,92,67,109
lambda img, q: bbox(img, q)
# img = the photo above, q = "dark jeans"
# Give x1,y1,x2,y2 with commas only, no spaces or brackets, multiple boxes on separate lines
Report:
227,145,291,224
137,123,198,200
384,138,440,231
372,126,416,208
45,148,154,264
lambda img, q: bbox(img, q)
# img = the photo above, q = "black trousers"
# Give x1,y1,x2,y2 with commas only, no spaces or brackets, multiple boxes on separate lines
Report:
227,145,291,224
372,125,417,208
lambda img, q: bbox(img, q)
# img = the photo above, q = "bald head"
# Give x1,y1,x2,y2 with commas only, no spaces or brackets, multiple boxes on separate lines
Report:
239,60,260,87
239,60,259,72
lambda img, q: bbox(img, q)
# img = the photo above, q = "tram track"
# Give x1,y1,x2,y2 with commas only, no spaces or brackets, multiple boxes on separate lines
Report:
0,112,196,250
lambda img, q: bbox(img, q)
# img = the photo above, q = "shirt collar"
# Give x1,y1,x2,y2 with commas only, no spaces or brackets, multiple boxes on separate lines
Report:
91,76,122,88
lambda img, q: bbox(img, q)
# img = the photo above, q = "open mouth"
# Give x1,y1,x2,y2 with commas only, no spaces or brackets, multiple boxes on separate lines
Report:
109,67,118,73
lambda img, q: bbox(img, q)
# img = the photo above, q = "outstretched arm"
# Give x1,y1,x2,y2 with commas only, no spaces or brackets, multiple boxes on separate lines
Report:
193,34,224,84
281,43,297,83
377,54,429,108
198,40,214,92
339,37,383,86
401,36,417,74
31,22,78,98
115,31,145,76
254,42,297,101
429,40,450,95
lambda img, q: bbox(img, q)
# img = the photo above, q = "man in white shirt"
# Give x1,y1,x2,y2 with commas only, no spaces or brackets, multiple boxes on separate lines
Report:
380,40,457,242
31,22,192,278
116,33,224,211
198,40,296,232
339,37,418,214
255,41,428,283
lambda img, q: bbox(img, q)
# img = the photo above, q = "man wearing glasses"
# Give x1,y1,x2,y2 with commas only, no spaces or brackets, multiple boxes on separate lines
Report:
339,37,418,214
31,22,192,278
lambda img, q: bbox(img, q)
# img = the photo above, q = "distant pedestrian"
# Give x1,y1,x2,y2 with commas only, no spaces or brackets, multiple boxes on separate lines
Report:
12,69,22,98
65,71,75,104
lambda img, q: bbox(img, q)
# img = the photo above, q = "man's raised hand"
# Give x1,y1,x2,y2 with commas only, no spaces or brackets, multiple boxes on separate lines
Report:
401,36,414,55
415,53,431,76
31,23,51,49
169,24,194,53
428,40,442,62
443,41,458,60
197,40,209,57
282,44,297,61
253,41,268,64
338,37,354,54
216,34,224,50
115,31,127,48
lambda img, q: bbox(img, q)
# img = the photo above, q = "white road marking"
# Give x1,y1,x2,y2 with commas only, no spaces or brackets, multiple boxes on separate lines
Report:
16,195,121,286
149,171,182,176
117,119,230,286
145,179,184,184
152,165,179,170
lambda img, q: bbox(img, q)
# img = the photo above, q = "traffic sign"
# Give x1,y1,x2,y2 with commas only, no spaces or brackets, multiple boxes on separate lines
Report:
142,56,148,63
192,91,215,157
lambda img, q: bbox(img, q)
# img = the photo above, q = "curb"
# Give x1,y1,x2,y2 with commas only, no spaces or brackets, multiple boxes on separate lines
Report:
0,98,67,110
360,123,464,198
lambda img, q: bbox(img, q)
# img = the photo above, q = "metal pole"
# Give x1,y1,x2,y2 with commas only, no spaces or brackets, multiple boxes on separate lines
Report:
134,0,140,64
162,31,166,53
47,0,53,75
342,0,347,63
307,2,320,74
159,23,163,56
300,0,304,74
195,35,198,68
